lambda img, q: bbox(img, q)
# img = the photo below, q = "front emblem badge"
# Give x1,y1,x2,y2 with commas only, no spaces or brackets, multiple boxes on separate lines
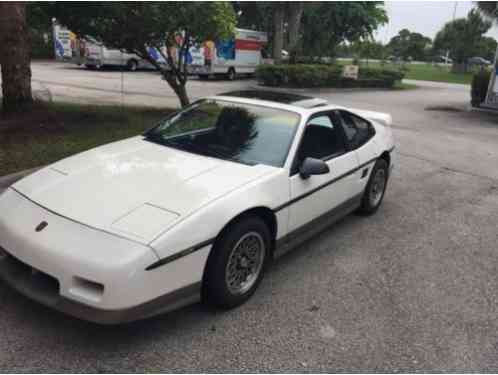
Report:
35,221,48,232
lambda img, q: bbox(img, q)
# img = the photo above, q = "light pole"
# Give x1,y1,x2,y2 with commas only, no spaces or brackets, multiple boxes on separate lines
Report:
445,2,458,64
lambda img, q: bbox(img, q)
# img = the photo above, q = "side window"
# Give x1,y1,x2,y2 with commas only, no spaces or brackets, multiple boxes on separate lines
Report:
309,115,334,129
338,111,375,149
352,115,375,142
295,113,346,169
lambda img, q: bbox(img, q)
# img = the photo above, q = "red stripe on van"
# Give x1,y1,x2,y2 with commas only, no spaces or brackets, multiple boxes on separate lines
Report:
235,39,264,51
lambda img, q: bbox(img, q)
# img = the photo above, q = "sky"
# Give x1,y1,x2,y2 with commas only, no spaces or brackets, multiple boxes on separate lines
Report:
374,1,498,43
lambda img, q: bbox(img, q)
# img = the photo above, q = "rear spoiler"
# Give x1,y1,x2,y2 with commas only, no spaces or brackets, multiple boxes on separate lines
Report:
349,108,392,127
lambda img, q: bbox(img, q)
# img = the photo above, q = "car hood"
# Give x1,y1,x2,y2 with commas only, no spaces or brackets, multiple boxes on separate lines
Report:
13,136,276,244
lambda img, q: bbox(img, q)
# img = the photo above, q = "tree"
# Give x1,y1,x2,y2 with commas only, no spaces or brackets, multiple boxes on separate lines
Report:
477,36,498,61
235,2,271,31
351,40,387,64
53,2,236,107
272,3,285,62
235,2,304,63
287,2,304,61
27,3,58,59
433,9,491,72
476,2,498,19
387,29,432,61
0,2,33,114
476,2,498,62
300,2,388,58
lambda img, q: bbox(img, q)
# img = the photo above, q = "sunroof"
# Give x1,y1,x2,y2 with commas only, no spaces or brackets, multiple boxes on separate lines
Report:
220,90,327,108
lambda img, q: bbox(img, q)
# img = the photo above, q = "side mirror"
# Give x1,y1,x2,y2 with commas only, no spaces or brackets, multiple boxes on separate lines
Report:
299,157,330,179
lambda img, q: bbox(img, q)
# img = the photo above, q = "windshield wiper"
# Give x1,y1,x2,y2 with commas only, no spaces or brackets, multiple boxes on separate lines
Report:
144,134,254,165
145,134,188,151
180,139,249,164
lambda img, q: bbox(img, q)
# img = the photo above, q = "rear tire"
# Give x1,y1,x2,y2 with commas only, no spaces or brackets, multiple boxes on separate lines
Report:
127,59,138,71
357,158,389,215
204,216,270,309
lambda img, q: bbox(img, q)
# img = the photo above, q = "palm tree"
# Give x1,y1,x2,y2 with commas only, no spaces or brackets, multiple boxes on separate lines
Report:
476,2,498,67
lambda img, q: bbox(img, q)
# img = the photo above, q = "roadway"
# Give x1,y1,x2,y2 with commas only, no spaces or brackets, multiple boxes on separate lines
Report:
0,61,497,372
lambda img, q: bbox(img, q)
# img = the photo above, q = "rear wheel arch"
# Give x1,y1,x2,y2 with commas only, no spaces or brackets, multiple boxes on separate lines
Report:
127,59,138,71
357,158,389,215
380,151,391,167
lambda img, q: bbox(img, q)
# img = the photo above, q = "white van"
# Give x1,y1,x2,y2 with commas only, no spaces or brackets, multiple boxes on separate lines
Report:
83,40,163,71
187,28,268,80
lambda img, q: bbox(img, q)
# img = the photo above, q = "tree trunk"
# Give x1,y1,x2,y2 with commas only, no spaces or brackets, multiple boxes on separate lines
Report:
0,2,32,114
140,46,190,108
175,83,190,108
272,4,285,63
287,2,303,63
163,73,190,108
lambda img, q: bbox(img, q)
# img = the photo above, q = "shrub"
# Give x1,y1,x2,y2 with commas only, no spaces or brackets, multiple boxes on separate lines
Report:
256,64,343,87
471,69,491,107
356,67,404,87
287,56,334,65
256,64,404,88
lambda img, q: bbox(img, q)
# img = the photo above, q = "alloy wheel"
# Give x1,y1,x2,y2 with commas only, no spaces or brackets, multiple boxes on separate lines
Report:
225,232,265,295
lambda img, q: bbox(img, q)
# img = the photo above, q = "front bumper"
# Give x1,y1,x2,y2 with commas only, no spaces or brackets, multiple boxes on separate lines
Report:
0,250,200,324
0,188,209,324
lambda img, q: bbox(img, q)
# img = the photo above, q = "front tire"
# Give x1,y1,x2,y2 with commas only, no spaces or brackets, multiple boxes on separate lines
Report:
357,158,389,215
204,216,270,309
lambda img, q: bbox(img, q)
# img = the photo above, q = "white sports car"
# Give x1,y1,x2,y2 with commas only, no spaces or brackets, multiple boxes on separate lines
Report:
0,91,395,324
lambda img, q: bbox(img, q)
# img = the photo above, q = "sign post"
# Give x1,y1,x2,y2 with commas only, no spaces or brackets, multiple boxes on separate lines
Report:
342,65,359,80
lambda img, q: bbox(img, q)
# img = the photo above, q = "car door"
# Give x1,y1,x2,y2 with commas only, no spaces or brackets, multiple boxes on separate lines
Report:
336,110,380,195
287,112,360,237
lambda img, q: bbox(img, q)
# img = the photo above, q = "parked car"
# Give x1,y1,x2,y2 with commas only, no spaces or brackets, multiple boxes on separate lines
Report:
84,40,152,71
0,91,395,324
468,56,491,66
388,55,408,64
434,55,453,64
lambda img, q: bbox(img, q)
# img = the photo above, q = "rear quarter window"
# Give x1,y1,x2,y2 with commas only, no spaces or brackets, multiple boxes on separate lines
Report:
338,111,375,149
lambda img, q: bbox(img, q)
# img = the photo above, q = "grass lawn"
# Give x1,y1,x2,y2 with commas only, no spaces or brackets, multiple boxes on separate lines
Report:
391,82,418,90
338,59,474,85
0,102,173,177
402,63,474,85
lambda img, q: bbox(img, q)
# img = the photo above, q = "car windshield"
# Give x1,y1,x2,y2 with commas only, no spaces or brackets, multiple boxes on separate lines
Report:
145,100,300,167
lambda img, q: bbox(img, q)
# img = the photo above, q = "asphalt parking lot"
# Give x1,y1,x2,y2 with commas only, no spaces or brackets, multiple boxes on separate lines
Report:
1,62,498,372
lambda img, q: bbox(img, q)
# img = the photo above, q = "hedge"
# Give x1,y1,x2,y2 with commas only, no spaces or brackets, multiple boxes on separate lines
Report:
471,69,491,107
256,64,405,88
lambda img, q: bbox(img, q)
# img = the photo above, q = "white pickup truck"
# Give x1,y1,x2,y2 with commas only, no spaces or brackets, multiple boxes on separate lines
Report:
83,41,160,71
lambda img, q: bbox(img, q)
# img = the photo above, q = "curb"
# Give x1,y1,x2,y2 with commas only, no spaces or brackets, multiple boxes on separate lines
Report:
0,167,42,190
